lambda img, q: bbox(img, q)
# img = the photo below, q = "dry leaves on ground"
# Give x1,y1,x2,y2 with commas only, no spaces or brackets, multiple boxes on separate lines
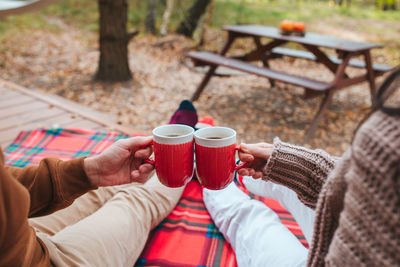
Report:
0,21,386,156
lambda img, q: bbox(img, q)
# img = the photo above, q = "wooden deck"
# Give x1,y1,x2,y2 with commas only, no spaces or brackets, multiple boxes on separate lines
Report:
0,79,144,148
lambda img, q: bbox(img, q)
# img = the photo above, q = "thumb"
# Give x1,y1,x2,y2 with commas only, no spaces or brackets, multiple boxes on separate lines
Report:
241,143,272,160
239,143,254,162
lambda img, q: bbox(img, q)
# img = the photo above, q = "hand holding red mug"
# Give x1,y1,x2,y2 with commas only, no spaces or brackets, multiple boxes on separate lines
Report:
84,136,154,187
237,142,274,179
194,127,250,190
143,125,253,190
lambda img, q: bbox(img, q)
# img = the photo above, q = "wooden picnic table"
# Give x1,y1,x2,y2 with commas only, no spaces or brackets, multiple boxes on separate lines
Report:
188,24,393,141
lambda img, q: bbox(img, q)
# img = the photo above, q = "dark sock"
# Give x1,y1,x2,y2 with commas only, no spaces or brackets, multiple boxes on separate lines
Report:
169,100,198,128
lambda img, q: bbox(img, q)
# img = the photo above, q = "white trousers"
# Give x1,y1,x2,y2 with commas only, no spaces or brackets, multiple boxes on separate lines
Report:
203,177,315,267
242,176,315,245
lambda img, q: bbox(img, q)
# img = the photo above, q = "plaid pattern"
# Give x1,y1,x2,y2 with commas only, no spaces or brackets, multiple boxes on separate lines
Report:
3,128,308,267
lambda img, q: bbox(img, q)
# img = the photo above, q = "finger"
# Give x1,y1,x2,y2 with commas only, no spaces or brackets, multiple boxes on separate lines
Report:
134,146,153,159
138,163,154,174
237,169,249,176
253,172,263,179
248,169,255,177
131,170,140,179
240,143,251,153
246,143,270,159
121,136,153,150
241,143,273,160
131,148,152,170
238,151,254,162
130,170,150,184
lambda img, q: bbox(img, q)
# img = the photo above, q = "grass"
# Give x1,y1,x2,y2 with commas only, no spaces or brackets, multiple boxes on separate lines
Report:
211,0,400,26
2,0,400,32
0,0,398,64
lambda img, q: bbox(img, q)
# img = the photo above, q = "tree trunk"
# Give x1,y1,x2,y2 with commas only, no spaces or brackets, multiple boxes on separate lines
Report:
376,0,396,10
388,0,397,9
145,0,157,34
176,0,211,38
160,0,174,36
198,0,214,46
335,0,344,6
96,0,132,81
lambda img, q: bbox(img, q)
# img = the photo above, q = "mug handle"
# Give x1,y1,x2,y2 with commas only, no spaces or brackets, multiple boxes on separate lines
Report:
142,140,155,165
234,145,250,171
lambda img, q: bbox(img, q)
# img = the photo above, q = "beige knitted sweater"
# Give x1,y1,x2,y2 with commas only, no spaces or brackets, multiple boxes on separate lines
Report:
262,111,400,266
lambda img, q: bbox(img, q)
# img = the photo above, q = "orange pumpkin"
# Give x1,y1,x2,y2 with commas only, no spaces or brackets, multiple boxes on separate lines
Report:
280,20,294,32
293,21,306,32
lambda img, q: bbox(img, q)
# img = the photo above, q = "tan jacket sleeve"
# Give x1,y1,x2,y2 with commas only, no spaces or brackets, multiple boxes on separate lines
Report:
5,153,97,217
0,148,98,266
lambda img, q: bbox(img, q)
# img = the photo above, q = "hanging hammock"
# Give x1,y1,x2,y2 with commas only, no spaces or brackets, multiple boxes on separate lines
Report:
0,0,61,17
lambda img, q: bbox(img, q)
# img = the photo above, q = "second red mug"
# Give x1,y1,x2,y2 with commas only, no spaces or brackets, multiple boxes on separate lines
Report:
194,127,248,190
145,124,194,187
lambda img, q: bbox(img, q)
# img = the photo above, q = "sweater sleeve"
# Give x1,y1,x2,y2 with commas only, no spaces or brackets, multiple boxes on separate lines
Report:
262,137,338,209
5,157,97,217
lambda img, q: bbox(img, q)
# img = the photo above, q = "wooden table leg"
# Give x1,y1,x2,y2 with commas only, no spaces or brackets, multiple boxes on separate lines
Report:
303,44,339,75
303,44,351,80
303,89,335,143
191,33,236,101
242,39,287,62
304,53,352,142
363,50,376,104
332,52,352,84
253,37,275,87
191,65,217,101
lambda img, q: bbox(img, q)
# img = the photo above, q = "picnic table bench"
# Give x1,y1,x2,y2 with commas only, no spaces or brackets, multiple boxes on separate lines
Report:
188,25,393,141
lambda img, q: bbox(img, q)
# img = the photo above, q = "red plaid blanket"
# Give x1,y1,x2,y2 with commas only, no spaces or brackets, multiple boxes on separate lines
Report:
4,128,308,267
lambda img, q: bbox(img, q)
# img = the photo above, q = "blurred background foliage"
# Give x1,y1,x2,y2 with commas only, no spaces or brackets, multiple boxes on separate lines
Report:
0,0,399,64
1,0,399,32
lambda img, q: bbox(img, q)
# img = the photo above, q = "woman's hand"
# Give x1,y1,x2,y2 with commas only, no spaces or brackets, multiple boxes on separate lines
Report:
238,142,274,179
84,136,154,187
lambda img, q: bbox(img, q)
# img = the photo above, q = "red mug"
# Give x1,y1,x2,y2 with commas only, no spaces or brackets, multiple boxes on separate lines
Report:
145,124,194,187
194,127,249,190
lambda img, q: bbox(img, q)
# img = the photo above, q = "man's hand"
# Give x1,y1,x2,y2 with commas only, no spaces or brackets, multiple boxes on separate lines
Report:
238,142,274,179
84,136,154,187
